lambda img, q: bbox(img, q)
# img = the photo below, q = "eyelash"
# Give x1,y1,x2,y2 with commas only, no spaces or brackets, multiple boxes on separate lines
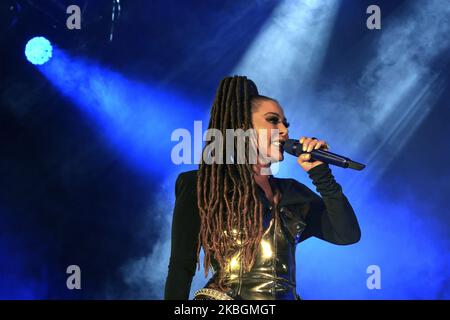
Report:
267,117,290,128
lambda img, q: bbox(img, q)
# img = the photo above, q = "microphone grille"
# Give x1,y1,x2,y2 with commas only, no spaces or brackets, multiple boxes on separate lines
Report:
283,139,299,156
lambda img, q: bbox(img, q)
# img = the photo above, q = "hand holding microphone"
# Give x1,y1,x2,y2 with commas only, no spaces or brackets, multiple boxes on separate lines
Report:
283,136,366,172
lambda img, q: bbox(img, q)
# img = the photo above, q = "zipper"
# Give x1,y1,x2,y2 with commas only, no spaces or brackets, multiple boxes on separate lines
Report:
272,204,277,297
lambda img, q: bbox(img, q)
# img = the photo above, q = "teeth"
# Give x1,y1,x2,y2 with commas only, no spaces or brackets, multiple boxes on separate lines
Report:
272,141,283,148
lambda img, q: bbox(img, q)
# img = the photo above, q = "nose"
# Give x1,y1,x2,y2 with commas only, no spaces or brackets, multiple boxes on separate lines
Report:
279,123,289,139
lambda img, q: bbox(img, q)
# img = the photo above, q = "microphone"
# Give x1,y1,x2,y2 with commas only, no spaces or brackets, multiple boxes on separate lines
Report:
283,139,366,171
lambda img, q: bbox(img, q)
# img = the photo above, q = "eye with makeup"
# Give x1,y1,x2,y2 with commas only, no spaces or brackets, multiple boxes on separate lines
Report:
266,116,290,128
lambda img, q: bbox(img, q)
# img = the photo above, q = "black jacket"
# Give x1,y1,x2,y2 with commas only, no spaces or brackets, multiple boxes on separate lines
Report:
164,163,361,299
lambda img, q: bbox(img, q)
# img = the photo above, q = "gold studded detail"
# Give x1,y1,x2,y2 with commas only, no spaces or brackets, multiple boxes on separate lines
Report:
194,288,234,300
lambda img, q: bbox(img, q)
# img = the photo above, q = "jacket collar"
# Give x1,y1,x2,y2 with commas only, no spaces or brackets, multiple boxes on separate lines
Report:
272,176,311,207
253,175,310,207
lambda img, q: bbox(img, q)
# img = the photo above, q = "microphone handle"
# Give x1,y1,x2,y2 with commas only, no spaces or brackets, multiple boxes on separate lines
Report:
290,143,366,171
310,149,351,168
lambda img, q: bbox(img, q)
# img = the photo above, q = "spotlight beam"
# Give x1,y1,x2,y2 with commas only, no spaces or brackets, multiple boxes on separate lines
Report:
36,48,204,175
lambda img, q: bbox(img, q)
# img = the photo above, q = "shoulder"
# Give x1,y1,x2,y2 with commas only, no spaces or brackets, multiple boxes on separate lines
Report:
175,170,198,195
176,170,198,185
274,177,321,205
275,176,307,191
172,171,200,227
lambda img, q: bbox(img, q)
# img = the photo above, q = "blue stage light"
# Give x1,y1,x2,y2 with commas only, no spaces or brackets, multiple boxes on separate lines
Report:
25,37,53,65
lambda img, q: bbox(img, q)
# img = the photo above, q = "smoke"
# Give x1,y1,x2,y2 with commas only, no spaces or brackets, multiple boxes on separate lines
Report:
233,0,340,100
302,0,450,189
298,183,450,299
118,171,211,299
117,174,175,299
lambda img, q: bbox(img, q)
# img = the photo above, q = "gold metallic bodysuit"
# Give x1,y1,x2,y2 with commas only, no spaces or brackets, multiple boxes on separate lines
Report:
194,179,307,300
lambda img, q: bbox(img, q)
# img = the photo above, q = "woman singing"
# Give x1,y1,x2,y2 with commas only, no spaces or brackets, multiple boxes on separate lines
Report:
164,75,361,300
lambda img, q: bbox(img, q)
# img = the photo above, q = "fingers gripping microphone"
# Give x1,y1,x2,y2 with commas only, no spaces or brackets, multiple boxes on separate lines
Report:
283,139,366,171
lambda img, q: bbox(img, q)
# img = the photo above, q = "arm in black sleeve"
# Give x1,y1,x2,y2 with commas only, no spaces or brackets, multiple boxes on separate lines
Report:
164,171,200,299
299,163,361,245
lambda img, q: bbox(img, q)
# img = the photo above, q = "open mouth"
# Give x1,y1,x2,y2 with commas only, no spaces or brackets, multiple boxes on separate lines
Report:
272,140,285,151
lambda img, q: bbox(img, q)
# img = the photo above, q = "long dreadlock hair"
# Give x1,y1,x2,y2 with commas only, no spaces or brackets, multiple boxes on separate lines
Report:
195,75,280,292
